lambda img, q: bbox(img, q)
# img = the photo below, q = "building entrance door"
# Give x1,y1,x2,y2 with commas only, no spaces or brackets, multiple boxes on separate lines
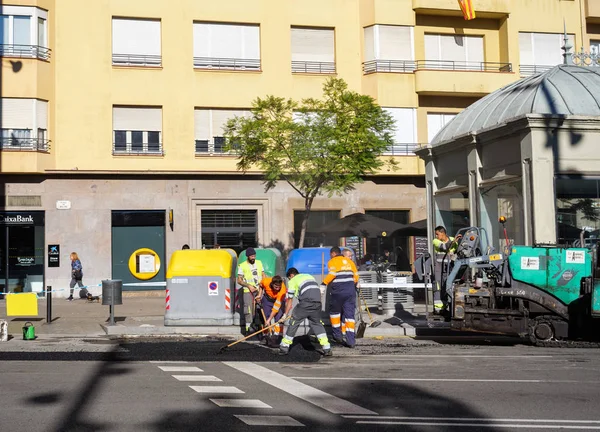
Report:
0,211,45,294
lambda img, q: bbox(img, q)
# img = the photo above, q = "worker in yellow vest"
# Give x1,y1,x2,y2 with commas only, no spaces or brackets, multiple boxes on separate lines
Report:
432,226,462,312
237,247,267,334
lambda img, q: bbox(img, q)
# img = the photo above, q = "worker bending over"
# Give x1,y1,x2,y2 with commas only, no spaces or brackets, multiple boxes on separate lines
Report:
279,267,332,356
237,247,267,335
323,246,359,348
261,275,287,346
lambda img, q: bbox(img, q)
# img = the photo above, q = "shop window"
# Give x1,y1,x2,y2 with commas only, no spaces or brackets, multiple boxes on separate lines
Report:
556,178,600,247
293,210,340,248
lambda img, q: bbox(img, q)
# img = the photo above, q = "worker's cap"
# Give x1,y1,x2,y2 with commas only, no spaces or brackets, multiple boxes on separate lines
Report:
246,247,256,257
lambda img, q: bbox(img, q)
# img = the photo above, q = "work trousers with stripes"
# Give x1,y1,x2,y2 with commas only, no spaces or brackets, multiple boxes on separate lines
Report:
281,300,330,350
330,286,356,346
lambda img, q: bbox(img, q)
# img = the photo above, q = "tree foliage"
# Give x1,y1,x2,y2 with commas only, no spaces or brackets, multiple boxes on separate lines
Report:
224,77,397,247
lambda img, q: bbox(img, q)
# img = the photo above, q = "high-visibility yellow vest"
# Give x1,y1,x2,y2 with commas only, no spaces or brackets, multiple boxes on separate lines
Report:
238,260,264,292
432,236,456,254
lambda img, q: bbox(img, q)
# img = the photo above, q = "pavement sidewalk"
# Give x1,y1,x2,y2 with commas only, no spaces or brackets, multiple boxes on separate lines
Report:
0,296,426,341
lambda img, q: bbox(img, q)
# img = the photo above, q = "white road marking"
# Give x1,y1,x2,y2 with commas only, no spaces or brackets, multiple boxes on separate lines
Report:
344,416,600,424
344,355,554,359
223,361,376,415
235,415,304,426
211,399,272,408
189,386,244,394
157,366,203,372
172,375,222,382
149,361,189,364
355,421,600,429
293,377,590,384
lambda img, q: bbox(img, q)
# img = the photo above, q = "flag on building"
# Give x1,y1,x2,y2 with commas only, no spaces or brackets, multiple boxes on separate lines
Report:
458,0,476,20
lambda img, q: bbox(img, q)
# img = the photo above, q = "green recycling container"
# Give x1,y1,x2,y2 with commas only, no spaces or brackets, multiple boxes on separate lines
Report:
22,322,35,340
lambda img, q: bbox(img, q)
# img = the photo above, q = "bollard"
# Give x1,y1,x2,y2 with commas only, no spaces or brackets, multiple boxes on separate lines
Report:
46,286,52,324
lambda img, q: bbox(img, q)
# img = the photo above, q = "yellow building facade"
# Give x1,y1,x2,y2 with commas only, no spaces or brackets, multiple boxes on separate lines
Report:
0,0,596,294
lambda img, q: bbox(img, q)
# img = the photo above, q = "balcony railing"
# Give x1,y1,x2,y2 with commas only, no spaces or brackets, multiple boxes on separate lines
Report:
0,138,50,152
112,53,162,67
363,60,417,74
0,44,51,60
519,64,554,77
194,57,261,71
382,143,419,156
112,142,163,156
415,60,512,72
195,138,239,156
291,61,336,74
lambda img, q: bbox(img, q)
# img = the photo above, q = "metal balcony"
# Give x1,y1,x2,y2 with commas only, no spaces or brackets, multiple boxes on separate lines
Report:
194,57,261,71
112,142,163,156
382,143,419,156
0,44,51,60
363,60,417,74
291,61,336,74
0,138,50,152
112,54,162,67
415,60,512,72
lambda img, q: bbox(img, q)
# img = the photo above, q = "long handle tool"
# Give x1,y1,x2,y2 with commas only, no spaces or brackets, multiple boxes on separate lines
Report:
358,286,382,328
218,316,289,354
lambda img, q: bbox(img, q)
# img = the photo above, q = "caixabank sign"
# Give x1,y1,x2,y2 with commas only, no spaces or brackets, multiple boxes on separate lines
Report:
0,212,44,225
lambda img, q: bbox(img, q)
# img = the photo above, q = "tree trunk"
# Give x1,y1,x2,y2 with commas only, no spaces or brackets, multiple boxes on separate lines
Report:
298,197,314,248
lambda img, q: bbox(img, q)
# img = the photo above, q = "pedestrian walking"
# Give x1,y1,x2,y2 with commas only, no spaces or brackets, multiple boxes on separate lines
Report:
279,267,331,356
67,252,84,301
261,275,287,346
323,246,359,347
237,247,266,334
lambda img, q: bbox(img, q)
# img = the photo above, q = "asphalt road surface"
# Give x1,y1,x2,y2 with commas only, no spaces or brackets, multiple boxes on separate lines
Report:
1,336,599,431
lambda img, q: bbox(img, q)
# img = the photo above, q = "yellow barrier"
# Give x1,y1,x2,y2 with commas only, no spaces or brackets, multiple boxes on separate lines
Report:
6,293,39,316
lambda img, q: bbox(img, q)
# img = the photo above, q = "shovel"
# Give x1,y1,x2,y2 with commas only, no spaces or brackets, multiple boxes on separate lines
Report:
218,316,289,354
355,301,367,339
358,285,382,328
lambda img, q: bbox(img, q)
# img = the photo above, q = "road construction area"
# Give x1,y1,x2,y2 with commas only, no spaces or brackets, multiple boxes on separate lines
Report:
1,336,599,431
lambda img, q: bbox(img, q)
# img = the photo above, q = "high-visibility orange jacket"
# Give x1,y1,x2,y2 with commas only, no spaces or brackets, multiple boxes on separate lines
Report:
323,256,359,290
260,277,287,314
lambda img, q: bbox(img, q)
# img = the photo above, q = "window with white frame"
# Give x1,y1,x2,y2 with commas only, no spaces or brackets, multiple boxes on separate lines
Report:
112,18,161,67
383,108,418,155
194,108,251,155
1,98,49,151
427,112,457,143
364,25,415,73
112,107,163,155
0,6,49,60
519,32,575,76
291,27,335,74
424,34,484,70
193,22,260,71
591,39,600,56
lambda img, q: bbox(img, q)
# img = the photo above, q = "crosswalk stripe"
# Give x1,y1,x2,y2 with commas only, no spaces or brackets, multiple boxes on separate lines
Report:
224,362,376,415
149,361,189,364
172,375,222,382
210,399,272,408
234,415,304,426
190,386,244,394
157,366,203,372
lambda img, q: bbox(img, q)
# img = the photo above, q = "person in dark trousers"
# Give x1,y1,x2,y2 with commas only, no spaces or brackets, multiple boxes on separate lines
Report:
279,267,332,356
67,252,84,301
323,246,359,348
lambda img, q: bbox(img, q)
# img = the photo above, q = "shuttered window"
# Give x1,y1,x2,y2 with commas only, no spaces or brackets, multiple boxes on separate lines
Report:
194,108,251,155
193,23,260,70
200,210,258,254
363,25,414,73
519,32,575,76
383,108,417,155
427,113,457,143
1,98,48,151
424,34,484,70
291,27,335,73
112,18,161,67
112,107,163,155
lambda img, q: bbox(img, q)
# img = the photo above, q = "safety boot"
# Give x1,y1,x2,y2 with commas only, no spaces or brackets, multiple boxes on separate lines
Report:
278,346,290,356
322,348,333,357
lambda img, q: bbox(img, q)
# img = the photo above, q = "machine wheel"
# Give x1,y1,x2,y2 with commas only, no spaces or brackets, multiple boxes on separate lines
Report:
528,317,555,344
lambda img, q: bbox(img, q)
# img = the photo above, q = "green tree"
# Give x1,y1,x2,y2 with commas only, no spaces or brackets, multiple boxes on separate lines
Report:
224,78,397,247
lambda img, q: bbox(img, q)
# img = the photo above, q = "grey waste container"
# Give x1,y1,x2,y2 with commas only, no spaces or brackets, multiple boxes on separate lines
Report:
164,249,237,326
102,279,123,305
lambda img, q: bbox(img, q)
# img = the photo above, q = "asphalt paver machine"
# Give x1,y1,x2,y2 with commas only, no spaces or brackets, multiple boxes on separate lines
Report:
415,223,600,345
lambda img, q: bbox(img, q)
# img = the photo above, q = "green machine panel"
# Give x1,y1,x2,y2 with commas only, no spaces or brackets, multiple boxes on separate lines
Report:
509,246,591,306
593,282,600,317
